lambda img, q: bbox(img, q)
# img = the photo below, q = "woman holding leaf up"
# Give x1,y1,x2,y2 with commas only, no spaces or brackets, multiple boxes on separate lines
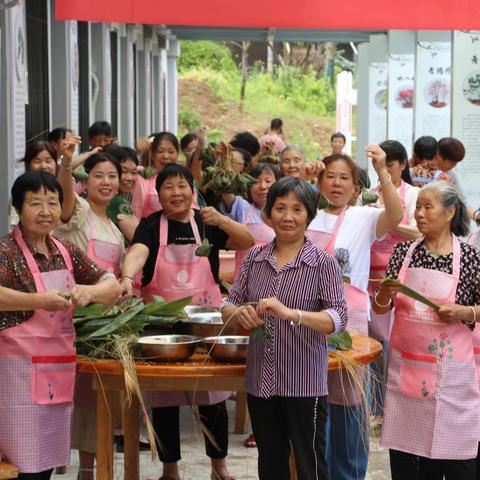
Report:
120,164,253,480
373,181,480,480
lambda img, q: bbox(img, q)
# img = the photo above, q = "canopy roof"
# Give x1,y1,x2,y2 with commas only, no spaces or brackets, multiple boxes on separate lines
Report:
55,0,480,31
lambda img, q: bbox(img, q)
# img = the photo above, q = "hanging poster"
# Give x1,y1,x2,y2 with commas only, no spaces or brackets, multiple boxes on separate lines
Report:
127,38,135,146
387,54,414,155
335,71,353,155
368,62,387,144
104,25,112,123
452,30,480,210
9,0,28,181
414,41,451,139
69,21,79,134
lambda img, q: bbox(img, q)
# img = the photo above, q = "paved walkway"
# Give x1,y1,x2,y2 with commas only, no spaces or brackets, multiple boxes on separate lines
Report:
52,400,390,479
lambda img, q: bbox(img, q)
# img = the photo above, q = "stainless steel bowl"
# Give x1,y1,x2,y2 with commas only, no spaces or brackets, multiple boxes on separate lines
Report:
203,336,250,362
137,335,201,362
176,306,243,337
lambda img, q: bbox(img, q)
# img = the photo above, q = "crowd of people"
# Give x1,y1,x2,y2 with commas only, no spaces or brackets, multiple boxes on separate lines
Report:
0,116,480,480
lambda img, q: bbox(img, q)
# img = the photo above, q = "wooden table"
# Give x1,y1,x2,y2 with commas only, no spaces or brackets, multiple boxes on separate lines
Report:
77,334,382,480
0,462,19,479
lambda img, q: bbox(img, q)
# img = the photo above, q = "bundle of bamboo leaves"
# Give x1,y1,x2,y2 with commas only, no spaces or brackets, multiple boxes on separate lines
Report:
73,295,192,357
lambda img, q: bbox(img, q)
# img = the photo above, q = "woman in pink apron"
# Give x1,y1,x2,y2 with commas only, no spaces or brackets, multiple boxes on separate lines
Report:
131,132,199,219
0,171,120,479
374,180,480,479
220,162,279,282
308,147,404,480
121,164,254,480
56,149,124,480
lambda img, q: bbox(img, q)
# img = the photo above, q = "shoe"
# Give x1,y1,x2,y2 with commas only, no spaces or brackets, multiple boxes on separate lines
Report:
211,471,236,480
159,476,179,480
115,434,151,453
243,433,256,448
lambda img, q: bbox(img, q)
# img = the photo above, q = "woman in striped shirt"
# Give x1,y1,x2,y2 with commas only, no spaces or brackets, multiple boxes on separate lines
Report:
222,176,348,479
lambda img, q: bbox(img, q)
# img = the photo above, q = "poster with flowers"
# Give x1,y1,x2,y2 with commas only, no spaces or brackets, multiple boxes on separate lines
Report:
387,54,415,156
452,30,480,211
414,40,451,139
368,62,387,145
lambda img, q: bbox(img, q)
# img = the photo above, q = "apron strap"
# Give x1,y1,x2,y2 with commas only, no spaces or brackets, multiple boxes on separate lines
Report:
160,211,202,246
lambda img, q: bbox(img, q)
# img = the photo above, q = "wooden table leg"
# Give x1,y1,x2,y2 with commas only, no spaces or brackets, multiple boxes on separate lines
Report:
234,391,249,434
289,447,298,480
96,388,113,480
123,394,140,480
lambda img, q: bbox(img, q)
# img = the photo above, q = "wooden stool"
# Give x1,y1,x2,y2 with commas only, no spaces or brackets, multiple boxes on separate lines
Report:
234,391,249,434
0,461,19,479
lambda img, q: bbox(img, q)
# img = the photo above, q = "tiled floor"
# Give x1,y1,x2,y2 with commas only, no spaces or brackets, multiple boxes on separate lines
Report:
52,400,390,479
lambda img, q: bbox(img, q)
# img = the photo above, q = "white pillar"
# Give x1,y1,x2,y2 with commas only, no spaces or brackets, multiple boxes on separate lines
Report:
119,28,135,146
356,42,370,168
166,37,179,135
91,23,112,123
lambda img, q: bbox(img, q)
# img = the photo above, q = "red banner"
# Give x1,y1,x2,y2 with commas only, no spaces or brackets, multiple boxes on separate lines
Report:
55,0,480,30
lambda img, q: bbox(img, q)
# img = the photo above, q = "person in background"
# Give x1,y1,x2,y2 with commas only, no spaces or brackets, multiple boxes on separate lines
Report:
373,181,480,480
330,132,346,156
0,171,120,480
87,121,114,149
410,136,438,188
180,132,199,167
222,176,348,479
260,118,286,154
230,131,261,167
348,167,371,206
22,141,58,176
48,128,73,158
309,146,403,480
279,144,324,185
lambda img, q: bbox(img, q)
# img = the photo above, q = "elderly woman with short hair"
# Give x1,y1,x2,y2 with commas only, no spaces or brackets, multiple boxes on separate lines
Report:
373,180,480,480
0,171,120,480
222,176,348,479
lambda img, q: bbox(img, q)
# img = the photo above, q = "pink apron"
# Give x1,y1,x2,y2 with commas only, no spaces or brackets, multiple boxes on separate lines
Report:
139,175,199,219
233,204,275,281
86,209,121,277
142,213,227,407
368,181,409,341
467,231,480,251
307,209,369,405
0,227,76,473
381,236,480,459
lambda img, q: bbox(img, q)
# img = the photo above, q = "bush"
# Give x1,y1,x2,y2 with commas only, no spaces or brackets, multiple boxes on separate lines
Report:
178,41,238,74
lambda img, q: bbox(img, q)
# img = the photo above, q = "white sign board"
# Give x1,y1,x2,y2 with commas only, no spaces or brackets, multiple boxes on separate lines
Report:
335,71,353,155
9,0,28,181
368,62,388,145
452,30,480,210
69,21,79,134
414,41,451,139
387,54,415,155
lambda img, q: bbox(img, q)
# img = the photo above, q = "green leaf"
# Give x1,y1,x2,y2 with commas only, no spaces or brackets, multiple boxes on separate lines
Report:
195,238,212,257
318,195,335,210
327,331,353,350
141,296,193,315
381,277,440,310
361,190,379,205
252,326,270,342
73,303,109,319
88,304,145,338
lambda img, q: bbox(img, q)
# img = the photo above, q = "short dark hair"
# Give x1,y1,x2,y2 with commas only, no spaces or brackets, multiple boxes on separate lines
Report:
331,132,346,144
155,164,194,193
88,121,112,139
22,141,58,171
84,152,122,178
151,132,179,153
438,137,465,163
264,176,317,226
47,127,72,143
270,118,283,131
356,167,370,190
230,132,260,157
104,145,139,165
12,171,63,213
413,136,438,161
180,133,198,152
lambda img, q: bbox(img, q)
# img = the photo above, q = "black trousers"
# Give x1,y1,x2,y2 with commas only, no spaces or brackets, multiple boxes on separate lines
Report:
17,470,53,480
390,449,477,480
152,401,229,463
247,394,328,480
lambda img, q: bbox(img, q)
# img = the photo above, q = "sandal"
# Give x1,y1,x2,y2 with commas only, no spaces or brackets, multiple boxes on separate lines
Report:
243,433,256,448
211,471,236,480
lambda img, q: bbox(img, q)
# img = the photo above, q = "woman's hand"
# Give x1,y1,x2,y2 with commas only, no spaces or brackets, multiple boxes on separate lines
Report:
120,277,134,297
69,284,95,307
235,305,264,330
437,303,472,325
60,136,82,166
200,206,228,227
257,297,295,322
365,144,388,175
37,290,72,311
305,160,325,180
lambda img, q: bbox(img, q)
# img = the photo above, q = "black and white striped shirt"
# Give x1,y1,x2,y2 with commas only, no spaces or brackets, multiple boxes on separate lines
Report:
224,238,348,398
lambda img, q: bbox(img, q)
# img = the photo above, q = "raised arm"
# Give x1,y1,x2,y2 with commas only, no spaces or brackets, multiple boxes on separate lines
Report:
58,136,82,222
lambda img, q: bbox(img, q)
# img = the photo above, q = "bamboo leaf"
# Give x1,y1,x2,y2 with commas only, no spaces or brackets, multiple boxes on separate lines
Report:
328,331,353,350
88,304,145,338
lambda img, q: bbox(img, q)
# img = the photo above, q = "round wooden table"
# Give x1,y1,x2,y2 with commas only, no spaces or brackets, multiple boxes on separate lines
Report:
77,333,382,480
